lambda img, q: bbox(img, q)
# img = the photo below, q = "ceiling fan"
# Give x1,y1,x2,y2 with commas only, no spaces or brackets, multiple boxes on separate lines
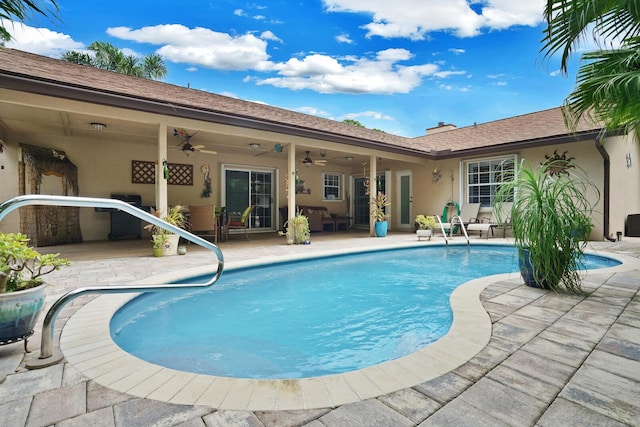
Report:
254,143,285,156
302,150,328,166
173,128,217,156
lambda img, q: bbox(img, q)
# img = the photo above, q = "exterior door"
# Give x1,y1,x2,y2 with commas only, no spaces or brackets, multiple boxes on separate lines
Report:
396,171,412,229
223,167,275,230
352,175,386,228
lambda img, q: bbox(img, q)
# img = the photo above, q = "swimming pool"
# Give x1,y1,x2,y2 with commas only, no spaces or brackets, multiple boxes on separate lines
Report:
111,245,619,379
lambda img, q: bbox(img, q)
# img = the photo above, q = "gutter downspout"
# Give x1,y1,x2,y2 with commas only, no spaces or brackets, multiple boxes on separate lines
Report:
596,135,616,242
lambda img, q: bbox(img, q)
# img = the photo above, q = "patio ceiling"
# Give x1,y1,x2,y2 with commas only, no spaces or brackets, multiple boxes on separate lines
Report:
0,92,423,167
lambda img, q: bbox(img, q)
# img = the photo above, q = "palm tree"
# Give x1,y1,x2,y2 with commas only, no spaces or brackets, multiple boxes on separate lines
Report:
540,0,640,134
61,41,168,81
60,50,94,66
0,0,58,42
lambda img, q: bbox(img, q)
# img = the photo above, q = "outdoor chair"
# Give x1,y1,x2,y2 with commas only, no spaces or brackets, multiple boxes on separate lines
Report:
467,203,512,239
226,205,254,240
458,203,481,229
188,205,219,244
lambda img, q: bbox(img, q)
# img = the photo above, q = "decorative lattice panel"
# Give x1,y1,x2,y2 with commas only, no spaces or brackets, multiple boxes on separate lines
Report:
132,160,193,186
168,163,193,186
132,160,155,184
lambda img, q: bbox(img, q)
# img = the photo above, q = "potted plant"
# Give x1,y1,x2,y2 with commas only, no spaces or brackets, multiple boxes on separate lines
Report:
283,209,311,244
151,233,166,257
495,158,599,293
415,214,437,241
144,204,186,256
0,232,70,345
371,191,390,237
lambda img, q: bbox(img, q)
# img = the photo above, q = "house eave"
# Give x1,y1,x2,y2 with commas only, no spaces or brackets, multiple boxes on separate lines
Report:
431,129,605,159
0,70,432,160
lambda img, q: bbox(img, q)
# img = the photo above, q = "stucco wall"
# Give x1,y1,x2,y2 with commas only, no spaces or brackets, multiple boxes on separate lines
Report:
604,132,640,238
0,134,356,241
0,139,21,233
0,126,625,244
412,140,605,240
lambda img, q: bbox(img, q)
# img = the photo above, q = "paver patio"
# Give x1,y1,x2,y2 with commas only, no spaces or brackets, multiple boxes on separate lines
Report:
0,232,638,426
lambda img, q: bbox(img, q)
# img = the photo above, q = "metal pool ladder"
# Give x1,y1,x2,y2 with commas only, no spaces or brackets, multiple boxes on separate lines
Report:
0,195,224,368
435,214,470,245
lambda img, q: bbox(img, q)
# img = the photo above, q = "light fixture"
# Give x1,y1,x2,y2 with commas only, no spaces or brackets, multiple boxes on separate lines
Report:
91,122,106,131
182,142,195,156
345,156,353,161
249,143,260,150
303,151,313,167
432,168,442,183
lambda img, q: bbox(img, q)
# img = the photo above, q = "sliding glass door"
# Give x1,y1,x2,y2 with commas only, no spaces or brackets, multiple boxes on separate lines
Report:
223,166,275,230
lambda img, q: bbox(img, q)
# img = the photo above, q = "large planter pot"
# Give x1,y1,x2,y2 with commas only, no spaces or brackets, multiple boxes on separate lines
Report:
0,284,47,343
519,248,552,289
374,221,388,237
161,234,180,256
416,229,432,241
519,247,572,289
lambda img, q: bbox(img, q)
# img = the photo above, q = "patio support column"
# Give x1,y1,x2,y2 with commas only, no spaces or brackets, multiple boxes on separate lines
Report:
369,154,377,237
156,123,168,215
287,142,296,223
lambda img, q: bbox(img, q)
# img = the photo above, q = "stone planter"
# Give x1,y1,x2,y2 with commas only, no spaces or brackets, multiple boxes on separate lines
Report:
416,229,432,241
162,234,180,256
0,284,47,344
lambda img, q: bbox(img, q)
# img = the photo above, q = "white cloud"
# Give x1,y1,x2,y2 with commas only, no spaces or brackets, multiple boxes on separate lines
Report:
5,22,84,57
342,110,394,121
335,33,354,44
258,48,441,94
234,9,246,16
433,70,466,78
7,21,462,96
449,48,466,55
107,24,271,71
322,0,545,39
260,30,282,43
297,106,332,117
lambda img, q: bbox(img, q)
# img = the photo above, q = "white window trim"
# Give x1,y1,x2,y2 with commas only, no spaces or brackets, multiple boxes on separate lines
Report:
321,171,344,201
461,154,518,209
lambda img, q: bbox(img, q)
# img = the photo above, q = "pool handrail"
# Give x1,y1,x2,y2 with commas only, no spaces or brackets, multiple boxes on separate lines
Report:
0,195,224,367
435,214,469,245
451,215,470,245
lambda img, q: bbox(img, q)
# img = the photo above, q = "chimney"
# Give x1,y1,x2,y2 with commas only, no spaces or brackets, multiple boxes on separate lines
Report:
426,122,457,135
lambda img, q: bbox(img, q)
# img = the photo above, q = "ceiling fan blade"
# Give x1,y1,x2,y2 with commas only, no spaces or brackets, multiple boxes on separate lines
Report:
193,145,205,149
199,149,217,155
314,160,327,165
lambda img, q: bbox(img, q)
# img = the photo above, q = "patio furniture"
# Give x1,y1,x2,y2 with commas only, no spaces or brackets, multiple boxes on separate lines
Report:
297,206,335,232
458,203,481,229
467,203,513,238
188,205,219,244
226,205,254,240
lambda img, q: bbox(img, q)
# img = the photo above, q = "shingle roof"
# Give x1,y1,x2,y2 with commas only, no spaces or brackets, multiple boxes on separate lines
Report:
413,107,603,154
0,47,417,150
0,47,604,157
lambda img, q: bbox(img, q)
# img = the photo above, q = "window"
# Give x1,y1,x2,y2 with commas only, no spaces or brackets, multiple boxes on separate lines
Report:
322,172,343,201
465,156,516,207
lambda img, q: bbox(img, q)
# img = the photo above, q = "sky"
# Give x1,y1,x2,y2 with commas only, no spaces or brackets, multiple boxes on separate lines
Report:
4,0,587,137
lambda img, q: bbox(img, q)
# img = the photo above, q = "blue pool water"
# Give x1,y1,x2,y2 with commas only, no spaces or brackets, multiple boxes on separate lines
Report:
110,246,619,379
